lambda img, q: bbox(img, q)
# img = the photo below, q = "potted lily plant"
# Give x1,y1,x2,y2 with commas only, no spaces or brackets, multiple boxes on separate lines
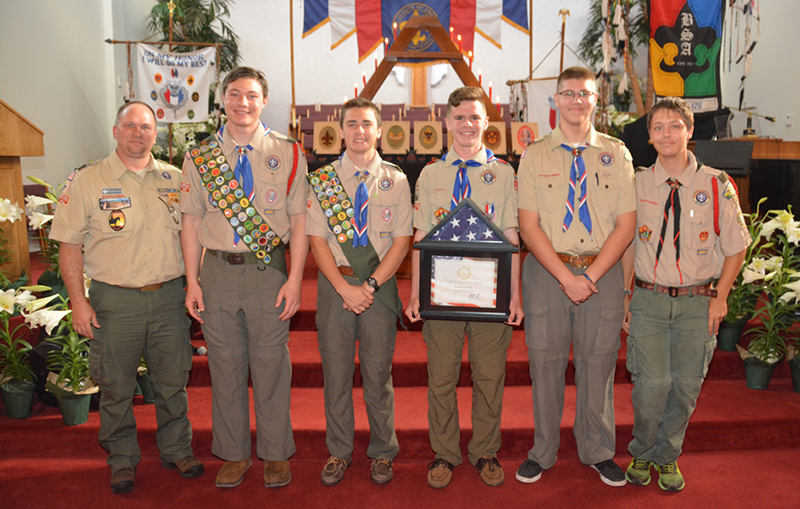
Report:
735,206,800,390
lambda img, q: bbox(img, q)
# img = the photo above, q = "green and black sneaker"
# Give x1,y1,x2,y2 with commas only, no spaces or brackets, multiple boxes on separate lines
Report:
626,458,652,486
657,462,685,492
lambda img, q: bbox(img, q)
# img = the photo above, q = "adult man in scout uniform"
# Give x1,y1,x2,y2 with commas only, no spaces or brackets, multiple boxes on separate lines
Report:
623,97,748,491
406,87,522,489
516,67,636,487
180,67,309,489
306,98,412,486
51,101,203,494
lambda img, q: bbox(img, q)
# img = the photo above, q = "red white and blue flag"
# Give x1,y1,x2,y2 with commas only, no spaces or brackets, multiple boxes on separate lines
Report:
303,1,529,63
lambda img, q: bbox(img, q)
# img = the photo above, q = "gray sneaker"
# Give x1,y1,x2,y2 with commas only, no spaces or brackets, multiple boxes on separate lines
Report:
591,459,627,487
515,459,543,483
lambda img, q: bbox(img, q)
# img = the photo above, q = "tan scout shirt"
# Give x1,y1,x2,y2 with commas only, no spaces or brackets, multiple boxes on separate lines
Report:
413,148,518,233
517,125,636,253
305,153,413,266
634,152,751,286
49,151,184,287
180,123,308,251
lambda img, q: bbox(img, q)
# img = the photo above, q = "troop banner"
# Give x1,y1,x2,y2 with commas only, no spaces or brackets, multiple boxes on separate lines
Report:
649,0,725,113
136,44,216,123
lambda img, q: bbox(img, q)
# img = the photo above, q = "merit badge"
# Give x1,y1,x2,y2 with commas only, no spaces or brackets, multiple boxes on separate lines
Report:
379,177,393,190
599,152,614,166
324,208,334,218
381,207,393,222
481,170,496,184
266,189,278,204
223,209,233,218
230,217,240,227
694,190,709,205
723,183,735,200
333,225,342,234
266,156,281,170
161,171,172,180
108,210,126,231
434,207,448,222
699,230,709,242
638,224,652,242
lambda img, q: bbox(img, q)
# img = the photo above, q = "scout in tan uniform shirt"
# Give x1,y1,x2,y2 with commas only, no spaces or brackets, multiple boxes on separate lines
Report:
516,67,636,487
50,101,202,495
406,87,522,489
306,98,412,486
622,97,749,492
180,67,309,489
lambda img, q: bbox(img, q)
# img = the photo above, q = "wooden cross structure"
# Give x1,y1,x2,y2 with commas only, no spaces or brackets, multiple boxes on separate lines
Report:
359,15,502,122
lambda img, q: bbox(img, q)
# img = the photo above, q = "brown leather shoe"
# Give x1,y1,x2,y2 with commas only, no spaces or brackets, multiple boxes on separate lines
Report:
427,458,454,489
110,467,135,495
477,456,505,486
263,460,291,488
370,458,393,485
162,455,204,479
321,456,351,486
215,458,252,488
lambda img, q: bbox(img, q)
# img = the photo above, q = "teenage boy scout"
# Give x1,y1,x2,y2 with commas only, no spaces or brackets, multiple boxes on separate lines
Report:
406,86,522,489
306,98,412,486
180,67,309,489
516,67,636,487
623,97,749,491
51,101,203,495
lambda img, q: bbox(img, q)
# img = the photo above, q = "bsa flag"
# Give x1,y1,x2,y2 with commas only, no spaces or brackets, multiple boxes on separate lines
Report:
649,0,725,113
136,44,216,123
524,78,559,136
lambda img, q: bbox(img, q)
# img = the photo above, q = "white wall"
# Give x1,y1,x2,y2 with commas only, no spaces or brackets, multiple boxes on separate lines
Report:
1,0,796,188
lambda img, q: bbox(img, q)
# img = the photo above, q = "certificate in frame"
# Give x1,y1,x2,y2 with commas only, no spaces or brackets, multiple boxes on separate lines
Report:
415,198,518,322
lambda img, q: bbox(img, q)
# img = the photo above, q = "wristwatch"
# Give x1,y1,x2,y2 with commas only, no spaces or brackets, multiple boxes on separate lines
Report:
366,277,380,293
623,288,632,296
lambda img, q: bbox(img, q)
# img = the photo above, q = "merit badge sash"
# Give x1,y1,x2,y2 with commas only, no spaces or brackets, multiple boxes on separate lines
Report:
189,138,286,272
307,164,404,325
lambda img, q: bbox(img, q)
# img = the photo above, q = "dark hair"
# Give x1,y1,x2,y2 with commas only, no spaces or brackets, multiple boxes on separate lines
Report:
222,66,269,97
647,96,694,130
446,87,486,117
115,101,156,125
556,66,596,91
340,98,381,128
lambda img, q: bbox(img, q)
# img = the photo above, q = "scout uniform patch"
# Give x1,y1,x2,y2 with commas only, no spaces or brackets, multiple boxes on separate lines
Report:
434,207,448,222
693,190,709,205
481,170,496,184
109,210,126,231
379,177,393,190
638,224,652,242
599,152,614,166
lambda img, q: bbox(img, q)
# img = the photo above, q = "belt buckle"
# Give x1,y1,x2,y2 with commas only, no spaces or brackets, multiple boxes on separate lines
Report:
569,254,588,269
668,286,679,298
226,253,245,265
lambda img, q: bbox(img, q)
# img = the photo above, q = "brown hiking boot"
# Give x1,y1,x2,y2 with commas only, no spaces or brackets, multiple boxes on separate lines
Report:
476,457,504,486
321,456,351,486
427,458,455,488
370,458,393,485
263,460,291,488
162,455,204,479
215,458,252,488
110,467,135,495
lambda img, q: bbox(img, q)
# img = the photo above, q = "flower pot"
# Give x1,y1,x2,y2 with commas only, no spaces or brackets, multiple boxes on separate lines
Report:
741,355,781,390
788,355,800,395
137,371,155,404
717,316,750,351
56,391,91,426
0,379,36,419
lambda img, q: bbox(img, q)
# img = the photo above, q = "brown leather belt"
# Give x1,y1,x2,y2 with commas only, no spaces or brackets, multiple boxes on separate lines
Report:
635,279,718,298
113,280,171,291
338,265,355,277
207,249,260,265
557,253,598,269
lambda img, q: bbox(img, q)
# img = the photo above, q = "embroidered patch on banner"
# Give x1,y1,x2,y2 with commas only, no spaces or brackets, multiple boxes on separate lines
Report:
379,177,393,190
481,170,496,184
108,210,126,231
599,152,614,166
694,190,709,205
266,156,281,170
638,225,652,242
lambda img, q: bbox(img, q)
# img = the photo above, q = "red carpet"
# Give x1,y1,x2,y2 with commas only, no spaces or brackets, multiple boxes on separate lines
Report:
2,252,800,508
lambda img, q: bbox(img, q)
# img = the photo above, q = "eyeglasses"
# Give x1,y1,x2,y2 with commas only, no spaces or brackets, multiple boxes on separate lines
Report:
557,90,596,100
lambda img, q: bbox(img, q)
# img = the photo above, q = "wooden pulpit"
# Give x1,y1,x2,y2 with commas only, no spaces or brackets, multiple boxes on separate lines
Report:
0,100,44,281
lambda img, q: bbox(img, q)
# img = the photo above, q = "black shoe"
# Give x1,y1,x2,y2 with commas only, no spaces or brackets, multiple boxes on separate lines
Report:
110,467,135,494
515,459,543,483
591,459,627,487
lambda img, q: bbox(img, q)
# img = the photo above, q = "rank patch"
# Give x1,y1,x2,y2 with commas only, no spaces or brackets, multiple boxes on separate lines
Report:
266,189,278,204
381,207,393,222
599,152,614,166
693,190,709,205
638,224,652,242
699,230,709,242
